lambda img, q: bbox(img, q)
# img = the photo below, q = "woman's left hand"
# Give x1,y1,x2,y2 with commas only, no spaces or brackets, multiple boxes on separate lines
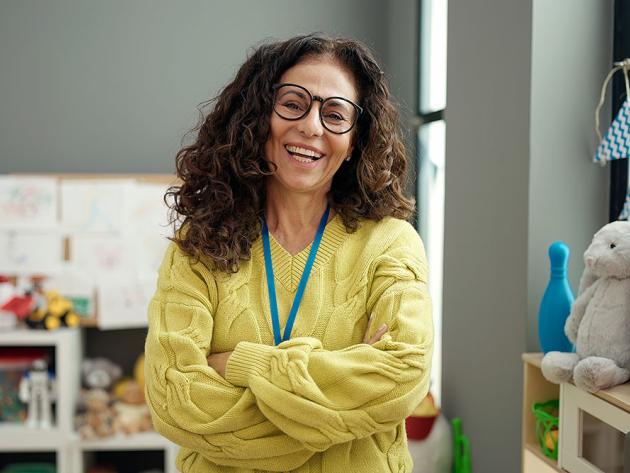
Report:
207,351,233,378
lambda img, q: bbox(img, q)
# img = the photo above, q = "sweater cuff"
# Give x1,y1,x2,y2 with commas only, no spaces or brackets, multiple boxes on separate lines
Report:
225,341,275,387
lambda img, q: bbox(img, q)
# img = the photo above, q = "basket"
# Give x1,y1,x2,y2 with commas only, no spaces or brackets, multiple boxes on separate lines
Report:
532,399,560,460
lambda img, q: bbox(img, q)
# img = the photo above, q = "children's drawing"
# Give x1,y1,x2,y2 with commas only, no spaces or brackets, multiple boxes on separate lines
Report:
61,180,134,234
70,235,131,280
128,183,172,238
97,279,156,330
0,230,64,274
0,177,57,228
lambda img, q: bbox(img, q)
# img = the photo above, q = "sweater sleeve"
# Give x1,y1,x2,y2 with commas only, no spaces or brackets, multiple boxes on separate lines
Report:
144,243,314,471
224,223,433,452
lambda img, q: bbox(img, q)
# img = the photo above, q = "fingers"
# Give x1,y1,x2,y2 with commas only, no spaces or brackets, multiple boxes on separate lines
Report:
369,324,388,345
362,316,374,344
363,318,388,345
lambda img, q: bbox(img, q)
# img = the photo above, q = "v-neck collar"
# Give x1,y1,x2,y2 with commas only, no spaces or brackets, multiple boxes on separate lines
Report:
252,213,347,292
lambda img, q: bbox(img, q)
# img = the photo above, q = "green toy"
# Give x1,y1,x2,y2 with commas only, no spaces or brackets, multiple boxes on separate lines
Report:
452,418,471,473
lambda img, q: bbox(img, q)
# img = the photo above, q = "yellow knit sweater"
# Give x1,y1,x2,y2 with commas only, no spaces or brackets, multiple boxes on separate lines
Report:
144,215,433,473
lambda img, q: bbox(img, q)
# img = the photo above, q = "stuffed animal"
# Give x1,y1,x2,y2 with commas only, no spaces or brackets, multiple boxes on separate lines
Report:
75,388,115,439
82,358,122,391
111,379,152,435
541,221,630,392
75,358,122,439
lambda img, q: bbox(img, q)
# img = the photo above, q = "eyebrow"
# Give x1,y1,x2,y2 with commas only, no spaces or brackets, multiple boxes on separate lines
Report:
324,99,351,108
279,90,308,100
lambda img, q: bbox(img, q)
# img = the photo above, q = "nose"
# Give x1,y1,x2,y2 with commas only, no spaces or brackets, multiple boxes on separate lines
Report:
585,256,595,268
296,103,324,137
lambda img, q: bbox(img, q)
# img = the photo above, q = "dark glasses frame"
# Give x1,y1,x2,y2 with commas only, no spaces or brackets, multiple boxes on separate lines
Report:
272,83,363,134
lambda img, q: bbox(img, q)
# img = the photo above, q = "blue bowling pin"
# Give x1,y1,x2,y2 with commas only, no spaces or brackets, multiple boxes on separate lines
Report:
538,241,574,353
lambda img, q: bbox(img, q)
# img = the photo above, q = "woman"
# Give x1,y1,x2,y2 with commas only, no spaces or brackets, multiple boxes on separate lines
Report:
144,34,433,473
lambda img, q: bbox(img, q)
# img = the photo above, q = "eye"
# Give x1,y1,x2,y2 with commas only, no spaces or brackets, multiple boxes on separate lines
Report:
610,243,617,249
324,112,345,122
282,101,304,111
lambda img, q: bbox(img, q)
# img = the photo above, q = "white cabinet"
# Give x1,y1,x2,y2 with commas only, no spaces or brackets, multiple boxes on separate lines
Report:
522,353,630,473
559,382,630,473
0,328,80,472
0,328,178,473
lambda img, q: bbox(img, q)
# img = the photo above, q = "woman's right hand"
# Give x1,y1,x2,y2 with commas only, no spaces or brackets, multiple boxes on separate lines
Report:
363,317,388,345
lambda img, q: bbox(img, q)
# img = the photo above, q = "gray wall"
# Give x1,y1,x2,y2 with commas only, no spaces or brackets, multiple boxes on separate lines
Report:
443,0,613,471
442,0,532,471
385,0,419,198
0,0,388,173
527,0,612,351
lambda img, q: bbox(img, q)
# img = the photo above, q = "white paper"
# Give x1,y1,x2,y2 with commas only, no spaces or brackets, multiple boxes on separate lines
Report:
43,268,94,298
60,180,135,234
134,234,171,279
97,278,156,330
128,183,173,238
0,229,64,275
69,235,133,281
0,176,58,228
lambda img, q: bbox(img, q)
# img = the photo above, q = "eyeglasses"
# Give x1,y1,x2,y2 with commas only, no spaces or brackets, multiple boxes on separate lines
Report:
272,83,363,134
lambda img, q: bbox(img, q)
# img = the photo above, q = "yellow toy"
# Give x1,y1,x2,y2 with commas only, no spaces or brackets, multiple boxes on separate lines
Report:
111,353,152,435
26,290,80,330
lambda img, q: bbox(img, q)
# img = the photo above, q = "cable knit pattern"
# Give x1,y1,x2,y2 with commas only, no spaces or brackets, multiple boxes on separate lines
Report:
144,215,433,473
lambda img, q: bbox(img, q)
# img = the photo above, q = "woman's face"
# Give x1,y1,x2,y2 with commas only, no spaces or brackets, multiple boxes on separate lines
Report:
264,56,358,197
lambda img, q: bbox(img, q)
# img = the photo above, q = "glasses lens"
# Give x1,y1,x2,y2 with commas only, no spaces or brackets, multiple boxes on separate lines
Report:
274,85,311,120
321,98,358,134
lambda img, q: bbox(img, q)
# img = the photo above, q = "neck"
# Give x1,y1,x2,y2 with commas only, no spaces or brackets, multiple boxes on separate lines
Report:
264,184,331,236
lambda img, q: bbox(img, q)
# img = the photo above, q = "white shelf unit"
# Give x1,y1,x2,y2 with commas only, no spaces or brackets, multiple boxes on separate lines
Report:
72,432,179,473
0,328,81,472
0,328,178,473
522,353,630,473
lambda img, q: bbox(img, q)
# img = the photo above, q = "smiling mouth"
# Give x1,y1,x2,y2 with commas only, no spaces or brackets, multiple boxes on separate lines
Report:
285,145,324,162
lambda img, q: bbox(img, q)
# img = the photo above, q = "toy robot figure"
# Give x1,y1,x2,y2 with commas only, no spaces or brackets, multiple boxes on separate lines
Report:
19,359,56,429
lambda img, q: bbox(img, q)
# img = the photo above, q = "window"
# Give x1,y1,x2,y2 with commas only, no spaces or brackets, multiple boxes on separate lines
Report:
416,0,447,406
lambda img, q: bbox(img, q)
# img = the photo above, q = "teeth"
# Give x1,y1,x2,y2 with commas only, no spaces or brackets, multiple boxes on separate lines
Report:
293,155,314,163
285,145,323,159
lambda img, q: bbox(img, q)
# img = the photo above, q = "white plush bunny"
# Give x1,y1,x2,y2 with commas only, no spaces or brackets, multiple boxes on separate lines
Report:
541,221,630,392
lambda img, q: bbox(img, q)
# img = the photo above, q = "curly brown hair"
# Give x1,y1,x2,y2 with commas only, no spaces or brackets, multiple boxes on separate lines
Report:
167,33,415,273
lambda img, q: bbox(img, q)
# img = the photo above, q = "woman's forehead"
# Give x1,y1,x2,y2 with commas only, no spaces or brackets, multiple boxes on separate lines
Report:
279,58,358,102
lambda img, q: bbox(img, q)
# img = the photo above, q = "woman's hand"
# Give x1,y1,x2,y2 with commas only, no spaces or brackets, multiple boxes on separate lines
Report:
363,317,388,345
207,351,233,378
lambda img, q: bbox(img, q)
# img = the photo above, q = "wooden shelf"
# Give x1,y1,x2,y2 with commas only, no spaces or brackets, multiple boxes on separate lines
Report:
522,352,543,368
524,442,562,471
523,353,630,413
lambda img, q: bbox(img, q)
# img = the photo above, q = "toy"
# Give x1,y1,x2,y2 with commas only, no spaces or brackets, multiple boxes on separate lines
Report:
133,353,145,391
74,358,123,439
109,353,152,435
75,388,115,439
18,359,56,429
538,241,574,353
82,358,123,391
111,379,152,435
406,392,452,473
541,221,630,392
26,290,80,330
406,392,439,440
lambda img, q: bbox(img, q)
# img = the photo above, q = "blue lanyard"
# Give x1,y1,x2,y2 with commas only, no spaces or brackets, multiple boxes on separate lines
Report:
261,206,330,345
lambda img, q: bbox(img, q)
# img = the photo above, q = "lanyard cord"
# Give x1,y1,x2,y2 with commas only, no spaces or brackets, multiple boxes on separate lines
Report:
261,206,330,345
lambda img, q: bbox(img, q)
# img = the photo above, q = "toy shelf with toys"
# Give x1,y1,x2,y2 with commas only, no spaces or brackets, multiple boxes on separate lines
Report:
521,353,630,473
0,174,179,473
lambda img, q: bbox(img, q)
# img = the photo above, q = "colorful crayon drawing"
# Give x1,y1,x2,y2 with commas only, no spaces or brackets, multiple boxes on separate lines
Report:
0,177,57,228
